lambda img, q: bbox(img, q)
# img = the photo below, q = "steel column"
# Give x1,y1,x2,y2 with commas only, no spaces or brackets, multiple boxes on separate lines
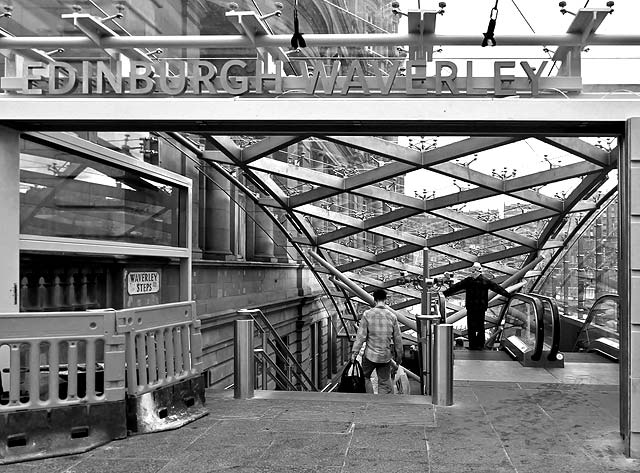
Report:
234,319,255,399
0,126,19,312
432,324,454,406
621,118,640,456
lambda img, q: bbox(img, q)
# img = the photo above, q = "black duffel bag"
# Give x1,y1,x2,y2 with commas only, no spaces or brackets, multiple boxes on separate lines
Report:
337,360,366,393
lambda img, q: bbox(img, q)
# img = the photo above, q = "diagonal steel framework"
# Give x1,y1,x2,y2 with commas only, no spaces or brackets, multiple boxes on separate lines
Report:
201,131,616,330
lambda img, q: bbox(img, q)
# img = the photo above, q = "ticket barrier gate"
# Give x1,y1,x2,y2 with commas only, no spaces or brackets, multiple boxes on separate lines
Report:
0,301,205,464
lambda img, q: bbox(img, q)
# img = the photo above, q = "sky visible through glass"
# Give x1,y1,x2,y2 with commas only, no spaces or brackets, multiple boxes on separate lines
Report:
395,0,628,211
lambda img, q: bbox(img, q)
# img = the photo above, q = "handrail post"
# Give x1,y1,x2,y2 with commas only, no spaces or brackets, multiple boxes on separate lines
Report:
234,319,254,399
417,314,441,395
432,323,454,406
261,330,268,389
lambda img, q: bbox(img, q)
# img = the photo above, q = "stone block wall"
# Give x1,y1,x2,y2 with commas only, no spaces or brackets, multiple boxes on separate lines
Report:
192,259,348,391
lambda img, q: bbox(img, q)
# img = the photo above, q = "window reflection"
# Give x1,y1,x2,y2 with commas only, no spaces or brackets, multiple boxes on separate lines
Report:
20,138,181,246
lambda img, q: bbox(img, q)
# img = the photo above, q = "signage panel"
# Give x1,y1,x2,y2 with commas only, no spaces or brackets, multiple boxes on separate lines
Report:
0,58,582,97
127,271,160,295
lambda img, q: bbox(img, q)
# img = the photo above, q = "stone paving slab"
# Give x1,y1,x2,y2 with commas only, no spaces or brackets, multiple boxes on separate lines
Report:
3,381,640,473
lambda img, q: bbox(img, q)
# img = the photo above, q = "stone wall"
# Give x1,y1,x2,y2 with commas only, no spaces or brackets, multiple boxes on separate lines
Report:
192,259,348,391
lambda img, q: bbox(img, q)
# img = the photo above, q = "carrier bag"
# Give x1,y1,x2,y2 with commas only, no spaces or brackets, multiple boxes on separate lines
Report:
393,365,411,395
337,360,366,393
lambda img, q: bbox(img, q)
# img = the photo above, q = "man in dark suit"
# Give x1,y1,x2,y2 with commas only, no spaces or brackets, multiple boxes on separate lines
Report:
443,263,511,350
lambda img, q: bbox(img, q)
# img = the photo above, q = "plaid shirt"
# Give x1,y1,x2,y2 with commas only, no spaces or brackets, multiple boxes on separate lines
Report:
352,304,403,363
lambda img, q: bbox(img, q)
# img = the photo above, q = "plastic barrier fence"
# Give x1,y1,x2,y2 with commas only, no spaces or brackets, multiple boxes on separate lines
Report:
115,302,202,396
114,302,207,434
0,310,125,410
0,302,206,462
0,310,127,464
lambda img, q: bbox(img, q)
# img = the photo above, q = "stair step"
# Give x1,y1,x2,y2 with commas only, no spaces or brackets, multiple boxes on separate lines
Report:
208,389,433,405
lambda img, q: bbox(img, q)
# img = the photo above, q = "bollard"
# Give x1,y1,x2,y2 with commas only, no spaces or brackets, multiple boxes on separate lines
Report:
432,323,454,406
234,319,254,399
416,314,441,395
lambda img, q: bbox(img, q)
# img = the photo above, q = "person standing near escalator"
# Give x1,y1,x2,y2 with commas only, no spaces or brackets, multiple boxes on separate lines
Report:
443,263,511,350
350,289,403,394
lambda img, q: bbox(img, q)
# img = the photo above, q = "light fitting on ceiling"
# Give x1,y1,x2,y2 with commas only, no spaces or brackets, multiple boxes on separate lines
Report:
99,3,125,23
558,2,576,16
390,1,407,17
260,2,283,21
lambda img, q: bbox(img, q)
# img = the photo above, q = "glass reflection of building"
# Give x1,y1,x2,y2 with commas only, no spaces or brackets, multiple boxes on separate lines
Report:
535,196,618,320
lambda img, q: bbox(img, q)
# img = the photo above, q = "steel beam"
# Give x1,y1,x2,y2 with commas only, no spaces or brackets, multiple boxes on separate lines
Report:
241,136,305,164
308,250,417,331
2,33,640,50
537,137,612,167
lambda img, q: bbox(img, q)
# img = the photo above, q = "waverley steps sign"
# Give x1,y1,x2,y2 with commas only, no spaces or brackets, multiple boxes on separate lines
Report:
0,58,581,97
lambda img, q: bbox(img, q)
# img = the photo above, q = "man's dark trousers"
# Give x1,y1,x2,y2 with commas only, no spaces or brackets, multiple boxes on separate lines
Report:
467,309,486,350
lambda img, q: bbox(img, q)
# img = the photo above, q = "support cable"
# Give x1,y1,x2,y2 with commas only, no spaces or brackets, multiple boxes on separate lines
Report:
319,0,391,33
510,0,560,75
86,0,161,60
291,0,306,49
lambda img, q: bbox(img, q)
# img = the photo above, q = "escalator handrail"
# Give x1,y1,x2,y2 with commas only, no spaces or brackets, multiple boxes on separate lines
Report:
575,293,620,341
529,293,561,362
497,293,545,361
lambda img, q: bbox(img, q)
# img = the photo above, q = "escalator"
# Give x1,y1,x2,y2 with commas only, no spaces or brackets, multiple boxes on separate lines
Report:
573,294,620,361
492,293,564,368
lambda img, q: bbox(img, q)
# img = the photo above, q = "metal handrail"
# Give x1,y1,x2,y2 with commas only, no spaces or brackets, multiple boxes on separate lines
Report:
530,293,562,361
254,349,299,391
495,293,545,361
263,337,311,389
238,309,318,391
573,293,620,350
435,291,447,322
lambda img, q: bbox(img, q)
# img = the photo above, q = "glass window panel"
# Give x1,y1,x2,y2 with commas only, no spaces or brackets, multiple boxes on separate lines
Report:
20,138,183,246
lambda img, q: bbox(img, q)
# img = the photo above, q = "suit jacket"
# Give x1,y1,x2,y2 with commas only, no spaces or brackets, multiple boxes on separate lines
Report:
443,275,511,312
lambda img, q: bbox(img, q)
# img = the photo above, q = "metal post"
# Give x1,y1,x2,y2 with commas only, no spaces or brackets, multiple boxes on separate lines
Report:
234,320,254,399
416,315,427,395
432,324,454,406
422,248,431,316
416,314,440,396
262,330,268,389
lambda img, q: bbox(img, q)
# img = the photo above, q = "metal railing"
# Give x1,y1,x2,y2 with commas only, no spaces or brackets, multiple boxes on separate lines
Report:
237,309,317,392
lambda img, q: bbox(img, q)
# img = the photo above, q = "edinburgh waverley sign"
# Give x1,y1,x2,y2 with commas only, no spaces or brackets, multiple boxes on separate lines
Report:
0,59,581,97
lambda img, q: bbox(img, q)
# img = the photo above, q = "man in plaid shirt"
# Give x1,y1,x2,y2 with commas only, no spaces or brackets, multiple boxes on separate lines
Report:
351,289,403,394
